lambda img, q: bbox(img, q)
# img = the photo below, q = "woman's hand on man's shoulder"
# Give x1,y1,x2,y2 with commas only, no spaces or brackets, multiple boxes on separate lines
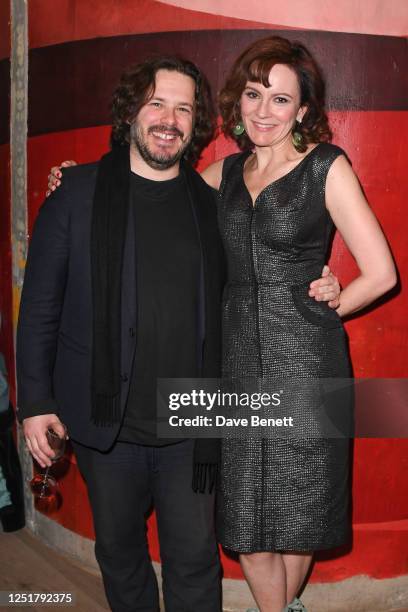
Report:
46,160,77,197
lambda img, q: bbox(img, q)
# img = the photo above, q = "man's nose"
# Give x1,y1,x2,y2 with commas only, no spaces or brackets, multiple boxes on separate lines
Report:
161,106,177,125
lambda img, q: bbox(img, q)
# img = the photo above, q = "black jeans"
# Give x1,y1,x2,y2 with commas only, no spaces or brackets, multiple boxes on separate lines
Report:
73,439,221,612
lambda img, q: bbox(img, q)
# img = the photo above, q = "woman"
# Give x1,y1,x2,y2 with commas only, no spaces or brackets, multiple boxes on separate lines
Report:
201,36,396,611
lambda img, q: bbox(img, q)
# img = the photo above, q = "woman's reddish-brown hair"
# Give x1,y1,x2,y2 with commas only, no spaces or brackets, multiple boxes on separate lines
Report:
219,36,332,151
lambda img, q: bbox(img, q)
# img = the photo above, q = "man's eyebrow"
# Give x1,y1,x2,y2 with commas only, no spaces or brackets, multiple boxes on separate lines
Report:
150,96,194,109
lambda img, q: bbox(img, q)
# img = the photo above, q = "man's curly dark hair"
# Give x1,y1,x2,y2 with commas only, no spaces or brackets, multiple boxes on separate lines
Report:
111,56,216,165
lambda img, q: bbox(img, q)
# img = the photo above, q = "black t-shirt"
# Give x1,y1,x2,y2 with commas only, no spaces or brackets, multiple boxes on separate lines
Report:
118,171,201,445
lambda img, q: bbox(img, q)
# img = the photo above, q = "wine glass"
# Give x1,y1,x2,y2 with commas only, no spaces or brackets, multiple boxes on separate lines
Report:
29,426,67,507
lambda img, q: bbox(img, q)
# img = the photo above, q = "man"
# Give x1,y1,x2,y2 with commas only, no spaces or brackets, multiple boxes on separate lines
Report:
18,56,339,611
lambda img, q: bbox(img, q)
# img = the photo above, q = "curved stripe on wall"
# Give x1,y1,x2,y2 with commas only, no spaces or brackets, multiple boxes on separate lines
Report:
27,0,408,50
28,0,286,50
24,29,408,142
162,0,408,36
1,28,406,145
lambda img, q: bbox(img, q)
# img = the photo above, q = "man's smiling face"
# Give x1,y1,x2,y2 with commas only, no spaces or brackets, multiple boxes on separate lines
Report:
130,69,195,171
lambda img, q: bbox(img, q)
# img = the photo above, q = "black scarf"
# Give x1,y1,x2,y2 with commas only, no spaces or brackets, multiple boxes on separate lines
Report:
91,145,130,427
90,145,219,493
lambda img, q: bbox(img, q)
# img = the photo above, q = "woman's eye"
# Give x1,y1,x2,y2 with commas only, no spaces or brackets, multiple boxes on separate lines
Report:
150,102,161,107
245,91,259,99
275,97,289,103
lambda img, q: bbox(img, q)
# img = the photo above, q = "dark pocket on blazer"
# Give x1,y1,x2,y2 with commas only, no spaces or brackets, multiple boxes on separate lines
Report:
58,331,90,355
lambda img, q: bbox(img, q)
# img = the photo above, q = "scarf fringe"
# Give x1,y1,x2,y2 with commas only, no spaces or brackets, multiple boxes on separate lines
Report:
192,462,218,494
91,394,121,427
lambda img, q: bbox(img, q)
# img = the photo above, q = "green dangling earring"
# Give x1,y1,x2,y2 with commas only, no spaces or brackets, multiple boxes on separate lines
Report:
292,120,303,150
232,121,245,136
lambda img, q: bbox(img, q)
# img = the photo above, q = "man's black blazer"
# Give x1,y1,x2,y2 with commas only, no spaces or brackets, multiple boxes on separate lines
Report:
17,159,225,450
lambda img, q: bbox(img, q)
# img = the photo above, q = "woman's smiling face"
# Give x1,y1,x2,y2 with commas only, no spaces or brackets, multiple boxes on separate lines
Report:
240,63,306,148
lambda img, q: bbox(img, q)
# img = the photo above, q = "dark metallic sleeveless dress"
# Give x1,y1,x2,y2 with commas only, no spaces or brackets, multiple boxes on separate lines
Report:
216,143,351,552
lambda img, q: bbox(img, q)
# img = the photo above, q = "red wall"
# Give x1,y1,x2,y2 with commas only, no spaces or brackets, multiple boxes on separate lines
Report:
17,0,408,585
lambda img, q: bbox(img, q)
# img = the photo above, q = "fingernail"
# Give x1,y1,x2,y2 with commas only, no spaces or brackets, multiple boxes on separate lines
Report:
57,171,61,178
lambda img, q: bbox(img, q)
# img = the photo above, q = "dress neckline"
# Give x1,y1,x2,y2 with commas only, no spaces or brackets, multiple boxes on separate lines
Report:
241,142,323,207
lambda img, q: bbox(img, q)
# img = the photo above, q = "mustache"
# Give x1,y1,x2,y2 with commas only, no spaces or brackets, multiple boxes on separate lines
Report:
148,124,184,139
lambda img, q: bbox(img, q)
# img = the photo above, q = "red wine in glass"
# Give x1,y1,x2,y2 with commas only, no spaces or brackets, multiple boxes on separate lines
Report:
30,426,66,504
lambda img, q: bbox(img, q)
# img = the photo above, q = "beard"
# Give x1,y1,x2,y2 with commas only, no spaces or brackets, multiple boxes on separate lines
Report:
130,121,192,170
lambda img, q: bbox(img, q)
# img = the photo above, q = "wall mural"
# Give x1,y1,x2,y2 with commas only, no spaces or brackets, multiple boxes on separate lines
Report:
1,0,407,590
